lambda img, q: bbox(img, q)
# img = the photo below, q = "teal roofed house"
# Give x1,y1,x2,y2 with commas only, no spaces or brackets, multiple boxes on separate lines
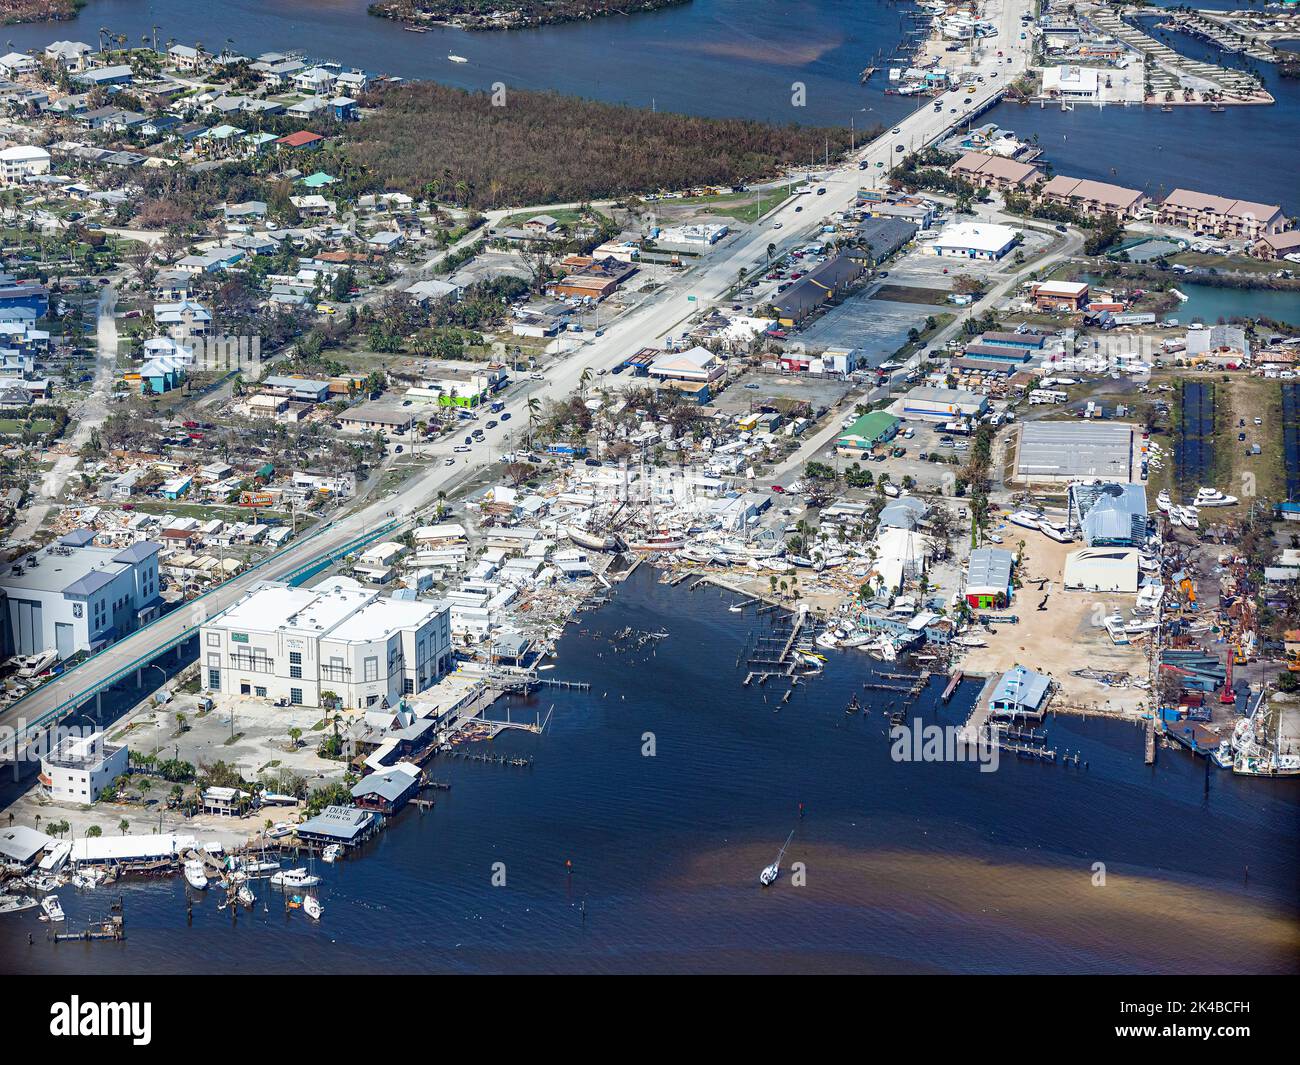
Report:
299,171,338,189
139,355,186,394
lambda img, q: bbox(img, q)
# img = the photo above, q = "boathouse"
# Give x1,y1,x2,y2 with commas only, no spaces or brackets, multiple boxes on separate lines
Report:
295,805,377,849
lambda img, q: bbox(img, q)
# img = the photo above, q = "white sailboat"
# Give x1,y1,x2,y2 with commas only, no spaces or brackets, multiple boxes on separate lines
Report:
303,894,323,921
759,830,795,887
183,858,209,891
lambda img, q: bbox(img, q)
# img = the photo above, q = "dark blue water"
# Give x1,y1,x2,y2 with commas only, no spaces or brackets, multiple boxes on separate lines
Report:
0,0,920,127
5,0,1296,207
3,567,1296,974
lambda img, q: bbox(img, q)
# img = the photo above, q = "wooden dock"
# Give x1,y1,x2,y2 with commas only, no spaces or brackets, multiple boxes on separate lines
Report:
942,671,964,703
1145,718,1157,765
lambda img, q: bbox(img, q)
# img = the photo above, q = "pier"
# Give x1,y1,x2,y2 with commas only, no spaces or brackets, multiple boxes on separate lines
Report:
942,671,964,703
1145,718,1157,765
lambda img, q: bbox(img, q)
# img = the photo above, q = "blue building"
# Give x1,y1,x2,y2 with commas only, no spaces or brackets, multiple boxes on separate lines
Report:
988,667,1052,719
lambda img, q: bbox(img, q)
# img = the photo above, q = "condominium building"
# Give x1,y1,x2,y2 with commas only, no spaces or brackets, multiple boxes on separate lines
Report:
1037,175,1147,219
1157,189,1289,240
199,580,452,709
949,151,1043,193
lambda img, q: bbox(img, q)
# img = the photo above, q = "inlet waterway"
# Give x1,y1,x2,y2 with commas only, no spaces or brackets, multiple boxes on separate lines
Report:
3,0,1296,209
2,567,1295,974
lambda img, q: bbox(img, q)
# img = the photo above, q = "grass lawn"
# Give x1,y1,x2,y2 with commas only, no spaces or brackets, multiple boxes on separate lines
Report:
672,184,800,224
1169,252,1289,277
0,418,52,435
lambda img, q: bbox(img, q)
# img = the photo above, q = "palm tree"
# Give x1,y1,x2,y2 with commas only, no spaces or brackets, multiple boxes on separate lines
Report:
526,396,541,447
579,367,593,395
118,818,130,836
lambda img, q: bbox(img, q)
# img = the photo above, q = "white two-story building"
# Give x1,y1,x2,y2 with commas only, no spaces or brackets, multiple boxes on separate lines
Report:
199,580,452,710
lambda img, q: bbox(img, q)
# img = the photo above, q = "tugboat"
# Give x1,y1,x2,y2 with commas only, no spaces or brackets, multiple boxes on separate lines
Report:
759,830,795,887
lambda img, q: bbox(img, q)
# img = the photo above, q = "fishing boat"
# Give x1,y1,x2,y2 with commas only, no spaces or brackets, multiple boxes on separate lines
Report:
322,844,342,864
40,895,65,922
759,830,795,887
183,858,209,891
270,867,321,889
303,895,323,921
448,54,468,63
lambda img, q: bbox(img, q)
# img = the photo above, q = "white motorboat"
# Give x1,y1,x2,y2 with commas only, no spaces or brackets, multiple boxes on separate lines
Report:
322,845,342,864
815,630,839,650
447,54,468,63
183,858,209,891
728,603,744,613
1180,507,1200,530
953,633,987,648
759,830,795,887
839,631,876,649
1039,521,1074,543
1008,510,1042,530
1155,489,1172,513
270,867,321,889
1194,487,1238,507
303,894,323,921
0,894,38,915
40,895,65,922
237,884,256,908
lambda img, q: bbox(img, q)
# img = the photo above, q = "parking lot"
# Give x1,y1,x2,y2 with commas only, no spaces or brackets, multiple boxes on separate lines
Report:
716,371,852,417
799,288,938,364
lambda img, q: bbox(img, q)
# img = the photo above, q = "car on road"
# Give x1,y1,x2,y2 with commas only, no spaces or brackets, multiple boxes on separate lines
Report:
988,533,1004,544
1238,432,1247,441
770,485,785,493
529,372,544,380
453,446,470,453
486,420,498,428
772,221,783,229
891,126,901,134
744,383,761,389
316,303,336,314
445,457,456,465
501,412,511,419
393,445,403,454
1055,223,1067,232
794,205,803,212
895,144,905,152
464,436,473,445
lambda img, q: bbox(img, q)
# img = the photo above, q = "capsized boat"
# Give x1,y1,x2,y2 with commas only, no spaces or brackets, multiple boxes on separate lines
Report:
759,830,795,887
565,524,623,552
1008,510,1042,530
183,858,209,891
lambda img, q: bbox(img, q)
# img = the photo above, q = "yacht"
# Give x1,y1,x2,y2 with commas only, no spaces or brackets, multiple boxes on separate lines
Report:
40,895,65,922
1008,510,1042,530
270,867,321,889
1155,489,1172,513
1194,487,1238,507
183,859,209,890
759,830,795,887
1180,506,1200,530
1039,520,1074,543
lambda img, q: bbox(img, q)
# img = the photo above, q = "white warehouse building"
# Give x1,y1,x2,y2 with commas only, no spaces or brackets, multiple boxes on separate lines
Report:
0,533,162,660
199,580,453,710
929,222,1019,261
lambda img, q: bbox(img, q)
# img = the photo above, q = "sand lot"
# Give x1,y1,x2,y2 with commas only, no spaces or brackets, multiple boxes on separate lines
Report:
956,530,1153,717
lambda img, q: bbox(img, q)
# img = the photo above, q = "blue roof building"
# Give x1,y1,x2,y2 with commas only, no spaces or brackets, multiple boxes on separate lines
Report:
988,666,1052,718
